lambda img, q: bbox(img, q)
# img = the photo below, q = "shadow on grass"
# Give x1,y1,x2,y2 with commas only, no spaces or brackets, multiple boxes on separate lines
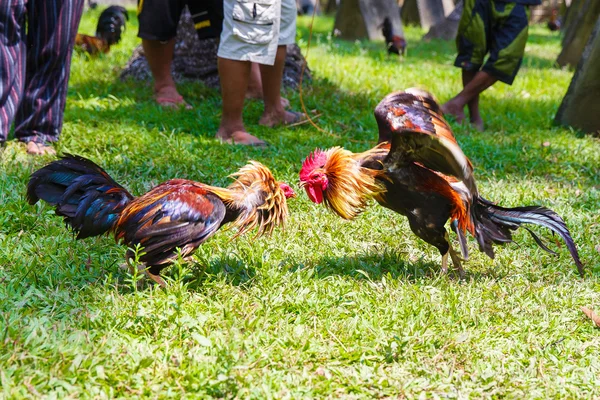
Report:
187,253,258,289
283,250,493,283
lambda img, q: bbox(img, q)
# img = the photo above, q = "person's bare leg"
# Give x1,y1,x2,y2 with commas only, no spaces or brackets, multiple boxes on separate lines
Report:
246,63,263,99
442,70,497,127
259,46,300,127
142,38,190,109
246,62,290,108
216,57,266,145
461,70,484,131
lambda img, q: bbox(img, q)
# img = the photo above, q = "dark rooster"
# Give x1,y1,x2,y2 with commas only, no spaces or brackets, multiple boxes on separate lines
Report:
75,6,129,55
299,89,583,277
27,155,295,286
547,9,561,32
381,17,406,56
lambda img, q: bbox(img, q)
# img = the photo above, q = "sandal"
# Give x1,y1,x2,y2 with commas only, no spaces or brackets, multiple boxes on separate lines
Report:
155,95,193,110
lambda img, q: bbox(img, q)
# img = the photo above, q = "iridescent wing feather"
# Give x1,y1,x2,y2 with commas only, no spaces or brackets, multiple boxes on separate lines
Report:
116,181,226,265
374,90,477,194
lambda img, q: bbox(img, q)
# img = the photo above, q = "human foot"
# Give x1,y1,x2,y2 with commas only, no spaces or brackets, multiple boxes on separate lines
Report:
216,129,267,146
259,110,304,128
26,141,56,156
441,100,466,124
154,86,192,110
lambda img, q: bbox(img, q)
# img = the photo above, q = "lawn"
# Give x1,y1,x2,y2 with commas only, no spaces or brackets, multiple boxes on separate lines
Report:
1,10,599,398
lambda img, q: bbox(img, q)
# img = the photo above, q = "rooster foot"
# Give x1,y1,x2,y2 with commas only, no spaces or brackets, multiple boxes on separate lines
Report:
121,261,167,288
442,233,466,279
448,245,466,280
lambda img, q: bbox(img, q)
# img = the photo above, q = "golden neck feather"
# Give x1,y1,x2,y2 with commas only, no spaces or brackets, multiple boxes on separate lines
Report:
323,147,386,220
210,161,289,237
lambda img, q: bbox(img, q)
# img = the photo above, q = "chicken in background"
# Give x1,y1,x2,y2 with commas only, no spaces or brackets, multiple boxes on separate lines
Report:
27,155,295,286
299,89,583,277
75,5,129,55
381,17,407,56
547,8,561,32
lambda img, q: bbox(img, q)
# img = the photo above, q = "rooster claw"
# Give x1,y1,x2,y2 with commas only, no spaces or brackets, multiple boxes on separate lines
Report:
121,261,166,289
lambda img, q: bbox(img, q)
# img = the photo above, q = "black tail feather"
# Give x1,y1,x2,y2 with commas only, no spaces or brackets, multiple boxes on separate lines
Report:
27,154,134,239
473,196,584,276
96,5,128,45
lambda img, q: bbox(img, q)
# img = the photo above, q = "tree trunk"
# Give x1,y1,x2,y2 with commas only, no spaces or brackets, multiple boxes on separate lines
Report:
557,0,600,67
120,8,311,89
416,0,454,30
325,0,338,14
333,0,404,41
555,18,600,134
401,0,420,26
561,0,583,44
422,0,463,41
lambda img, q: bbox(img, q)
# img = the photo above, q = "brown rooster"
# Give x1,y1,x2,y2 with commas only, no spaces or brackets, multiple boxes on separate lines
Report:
547,9,561,32
75,5,128,55
27,155,295,286
381,17,406,56
299,89,583,277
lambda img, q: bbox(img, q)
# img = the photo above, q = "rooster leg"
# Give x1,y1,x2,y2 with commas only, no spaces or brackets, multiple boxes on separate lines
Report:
448,244,465,279
441,252,449,274
443,232,466,279
142,267,167,288
121,259,166,288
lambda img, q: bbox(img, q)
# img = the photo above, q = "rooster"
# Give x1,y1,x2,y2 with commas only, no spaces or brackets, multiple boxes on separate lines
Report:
381,17,406,56
547,9,561,32
299,89,583,277
75,5,129,55
27,155,295,286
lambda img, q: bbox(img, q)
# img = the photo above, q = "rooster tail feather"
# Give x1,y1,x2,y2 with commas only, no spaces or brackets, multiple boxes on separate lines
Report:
96,5,128,45
27,154,134,239
473,196,584,276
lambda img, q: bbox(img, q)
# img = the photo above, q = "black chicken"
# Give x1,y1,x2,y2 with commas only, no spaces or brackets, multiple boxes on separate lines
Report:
75,5,129,55
547,9,561,32
381,17,406,56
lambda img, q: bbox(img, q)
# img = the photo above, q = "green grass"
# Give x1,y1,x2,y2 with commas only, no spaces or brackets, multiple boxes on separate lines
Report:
1,11,600,398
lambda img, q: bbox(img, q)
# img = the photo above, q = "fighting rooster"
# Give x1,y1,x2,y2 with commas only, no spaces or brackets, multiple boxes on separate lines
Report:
27,155,295,286
381,17,406,56
75,5,129,55
299,89,583,277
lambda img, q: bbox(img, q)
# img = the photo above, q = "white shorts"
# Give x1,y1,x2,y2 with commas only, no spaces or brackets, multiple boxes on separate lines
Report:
217,0,297,65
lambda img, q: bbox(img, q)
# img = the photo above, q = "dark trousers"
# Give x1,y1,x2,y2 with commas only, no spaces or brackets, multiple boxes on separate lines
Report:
0,0,84,144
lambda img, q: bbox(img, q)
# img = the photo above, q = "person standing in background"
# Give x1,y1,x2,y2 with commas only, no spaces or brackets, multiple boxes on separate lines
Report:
0,0,85,155
442,0,540,131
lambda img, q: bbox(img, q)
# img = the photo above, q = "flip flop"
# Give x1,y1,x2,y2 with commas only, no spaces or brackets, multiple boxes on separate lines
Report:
155,95,193,110
220,139,269,147
217,131,269,147
285,111,306,126
259,111,308,128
